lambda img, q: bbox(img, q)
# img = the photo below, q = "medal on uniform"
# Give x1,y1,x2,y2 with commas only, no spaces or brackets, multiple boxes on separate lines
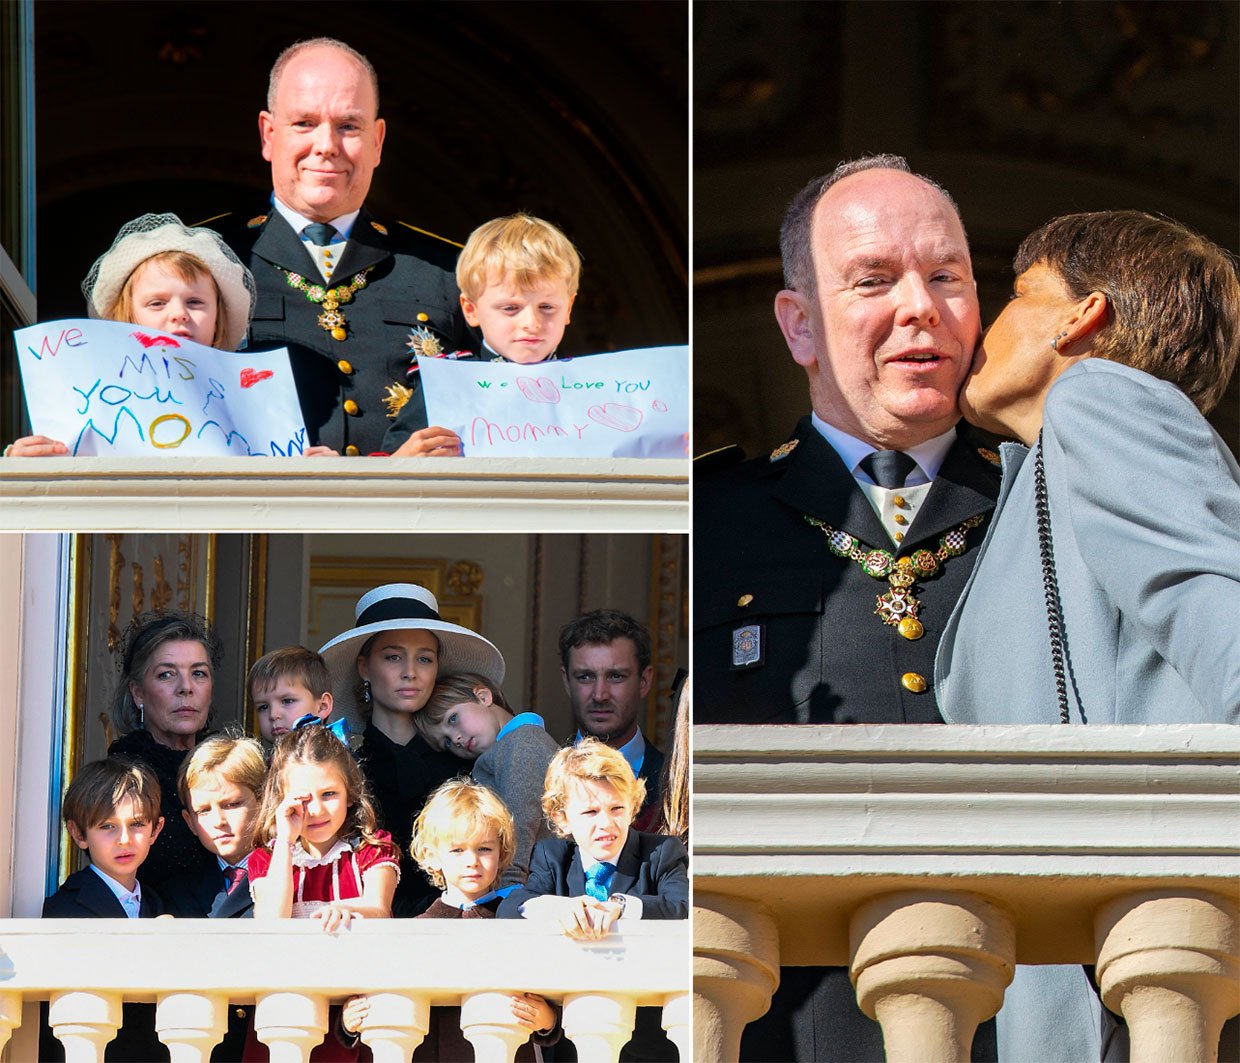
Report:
282,267,374,342
731,623,765,669
804,515,985,640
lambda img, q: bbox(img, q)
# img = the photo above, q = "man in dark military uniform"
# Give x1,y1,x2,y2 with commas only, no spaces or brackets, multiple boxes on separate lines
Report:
694,155,1001,1062
210,37,473,456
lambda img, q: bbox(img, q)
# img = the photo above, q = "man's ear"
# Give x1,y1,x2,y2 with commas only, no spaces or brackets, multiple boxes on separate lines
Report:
67,821,89,851
372,117,386,166
259,112,275,161
1058,291,1109,353
560,665,572,698
460,293,481,328
637,665,654,700
317,692,334,720
774,289,818,368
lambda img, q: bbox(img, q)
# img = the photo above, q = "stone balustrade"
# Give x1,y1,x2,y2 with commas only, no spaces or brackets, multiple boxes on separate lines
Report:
0,457,688,531
693,724,1240,1063
0,918,689,1062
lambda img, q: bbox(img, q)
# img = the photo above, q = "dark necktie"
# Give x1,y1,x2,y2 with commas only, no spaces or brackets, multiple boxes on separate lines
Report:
302,222,338,247
223,865,244,895
859,450,917,489
584,861,616,902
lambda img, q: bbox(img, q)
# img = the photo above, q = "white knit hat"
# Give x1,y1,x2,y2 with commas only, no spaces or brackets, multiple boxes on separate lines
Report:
81,213,256,351
319,584,506,735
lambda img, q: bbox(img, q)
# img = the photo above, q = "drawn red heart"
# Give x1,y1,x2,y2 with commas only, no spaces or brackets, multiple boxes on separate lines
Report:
130,331,180,349
516,376,561,404
240,368,274,389
587,403,643,432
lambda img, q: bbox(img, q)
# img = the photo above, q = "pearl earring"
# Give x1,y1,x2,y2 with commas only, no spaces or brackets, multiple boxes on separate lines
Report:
361,680,372,705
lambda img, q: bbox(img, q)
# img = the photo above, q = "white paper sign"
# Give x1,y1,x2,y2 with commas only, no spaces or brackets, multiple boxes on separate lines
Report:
14,319,309,457
418,346,689,458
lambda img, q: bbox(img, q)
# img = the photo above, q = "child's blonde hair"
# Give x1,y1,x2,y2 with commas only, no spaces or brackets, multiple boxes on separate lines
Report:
109,251,230,349
413,673,510,744
177,732,266,810
252,726,381,850
249,646,332,700
411,777,516,890
64,757,161,832
456,214,582,302
541,738,646,837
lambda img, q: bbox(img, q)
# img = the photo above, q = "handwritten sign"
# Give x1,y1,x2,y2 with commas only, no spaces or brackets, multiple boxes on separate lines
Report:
14,319,309,457
418,346,689,458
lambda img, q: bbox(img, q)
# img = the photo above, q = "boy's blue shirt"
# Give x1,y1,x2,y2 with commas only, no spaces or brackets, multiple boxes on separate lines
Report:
497,711,546,742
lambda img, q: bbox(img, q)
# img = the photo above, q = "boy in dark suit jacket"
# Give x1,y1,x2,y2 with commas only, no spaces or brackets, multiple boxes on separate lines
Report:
41,757,169,1062
162,734,266,1060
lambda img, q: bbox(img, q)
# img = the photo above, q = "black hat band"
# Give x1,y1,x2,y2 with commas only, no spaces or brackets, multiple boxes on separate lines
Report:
356,596,443,628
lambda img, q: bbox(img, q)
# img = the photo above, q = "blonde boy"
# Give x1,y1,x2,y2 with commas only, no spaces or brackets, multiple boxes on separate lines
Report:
248,646,333,744
498,739,689,935
384,213,583,455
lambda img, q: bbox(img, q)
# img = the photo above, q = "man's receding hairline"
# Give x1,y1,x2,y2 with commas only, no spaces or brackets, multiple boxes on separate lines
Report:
816,166,961,223
268,40,380,116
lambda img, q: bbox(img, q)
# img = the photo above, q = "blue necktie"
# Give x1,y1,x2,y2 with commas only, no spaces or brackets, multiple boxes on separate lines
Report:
584,861,616,902
859,450,917,489
302,222,338,247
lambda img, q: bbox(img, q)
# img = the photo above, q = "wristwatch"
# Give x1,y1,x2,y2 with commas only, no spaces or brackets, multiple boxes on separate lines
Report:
607,893,627,915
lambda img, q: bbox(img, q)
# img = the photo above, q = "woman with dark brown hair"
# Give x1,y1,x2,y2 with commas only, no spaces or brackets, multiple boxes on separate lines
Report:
936,210,1240,1061
107,610,223,892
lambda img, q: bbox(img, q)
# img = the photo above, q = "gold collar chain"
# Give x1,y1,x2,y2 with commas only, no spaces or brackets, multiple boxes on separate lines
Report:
804,514,985,639
282,267,374,342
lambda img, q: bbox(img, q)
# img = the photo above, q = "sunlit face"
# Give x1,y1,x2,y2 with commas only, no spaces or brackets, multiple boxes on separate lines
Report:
357,629,440,716
462,275,575,364
961,262,1081,440
282,760,349,857
425,692,504,760
777,169,980,449
130,639,213,750
69,797,163,891
259,46,385,223
558,777,634,865
253,678,332,743
127,261,219,346
435,833,501,903
561,639,652,747
182,776,260,863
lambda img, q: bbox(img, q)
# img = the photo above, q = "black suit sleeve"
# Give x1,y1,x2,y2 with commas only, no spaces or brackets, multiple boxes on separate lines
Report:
624,836,688,920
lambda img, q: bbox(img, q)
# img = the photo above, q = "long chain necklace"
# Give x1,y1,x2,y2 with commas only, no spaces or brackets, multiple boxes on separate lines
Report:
282,267,374,342
804,514,985,639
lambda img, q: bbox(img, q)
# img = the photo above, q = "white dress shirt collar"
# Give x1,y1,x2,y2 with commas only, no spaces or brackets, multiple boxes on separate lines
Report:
810,414,957,487
89,863,142,918
271,196,359,243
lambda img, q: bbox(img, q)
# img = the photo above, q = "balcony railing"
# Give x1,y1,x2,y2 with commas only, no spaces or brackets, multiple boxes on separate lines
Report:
0,457,688,531
692,724,1240,1063
0,919,689,1062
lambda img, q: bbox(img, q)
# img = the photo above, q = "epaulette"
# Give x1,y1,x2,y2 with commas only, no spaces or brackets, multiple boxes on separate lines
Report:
694,444,745,474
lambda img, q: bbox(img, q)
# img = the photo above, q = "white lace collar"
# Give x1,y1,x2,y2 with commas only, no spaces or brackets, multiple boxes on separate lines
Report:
290,835,354,869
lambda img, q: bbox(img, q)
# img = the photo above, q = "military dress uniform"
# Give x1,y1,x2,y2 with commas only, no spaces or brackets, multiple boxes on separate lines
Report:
694,415,1001,1062
210,208,475,455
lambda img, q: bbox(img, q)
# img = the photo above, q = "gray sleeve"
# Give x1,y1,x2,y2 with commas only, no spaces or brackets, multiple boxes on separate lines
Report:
478,727,559,887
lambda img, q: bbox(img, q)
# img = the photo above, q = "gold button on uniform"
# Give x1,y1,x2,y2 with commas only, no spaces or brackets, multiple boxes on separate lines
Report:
894,532,904,542
343,399,359,415
894,514,908,525
344,444,360,456
893,495,907,507
337,359,353,375
417,312,429,322
737,593,753,608
901,672,928,693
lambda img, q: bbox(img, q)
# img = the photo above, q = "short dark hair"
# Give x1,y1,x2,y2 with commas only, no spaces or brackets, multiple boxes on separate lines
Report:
64,757,161,833
112,611,223,734
1015,210,1240,415
248,645,331,700
558,609,651,672
779,153,966,297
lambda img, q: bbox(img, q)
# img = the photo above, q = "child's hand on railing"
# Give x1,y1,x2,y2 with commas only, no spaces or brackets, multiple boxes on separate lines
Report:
314,902,356,933
342,995,369,1034
510,992,556,1033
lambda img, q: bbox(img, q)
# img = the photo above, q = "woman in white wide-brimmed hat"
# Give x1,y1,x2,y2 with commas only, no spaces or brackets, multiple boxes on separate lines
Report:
319,582,506,916
7,212,255,458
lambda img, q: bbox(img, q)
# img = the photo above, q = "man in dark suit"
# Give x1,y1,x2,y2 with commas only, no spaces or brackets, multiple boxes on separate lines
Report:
211,37,473,456
695,155,1001,1061
558,609,667,833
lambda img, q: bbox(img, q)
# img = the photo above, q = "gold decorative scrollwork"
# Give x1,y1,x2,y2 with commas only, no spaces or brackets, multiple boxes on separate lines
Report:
107,534,124,651
447,560,484,597
151,554,173,612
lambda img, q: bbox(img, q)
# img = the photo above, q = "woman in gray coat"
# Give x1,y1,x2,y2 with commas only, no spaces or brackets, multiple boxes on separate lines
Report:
936,210,1240,1061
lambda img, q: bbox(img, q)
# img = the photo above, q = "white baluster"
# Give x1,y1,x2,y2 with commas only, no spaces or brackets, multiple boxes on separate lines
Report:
562,992,637,1063
155,991,227,1063
660,992,690,1060
48,990,122,1063
254,991,328,1063
460,990,529,1063
0,991,21,1052
358,991,431,1063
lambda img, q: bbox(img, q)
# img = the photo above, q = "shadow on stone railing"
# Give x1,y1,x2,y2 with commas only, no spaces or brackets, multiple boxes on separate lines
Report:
0,919,689,1062
692,724,1240,1063
0,457,689,531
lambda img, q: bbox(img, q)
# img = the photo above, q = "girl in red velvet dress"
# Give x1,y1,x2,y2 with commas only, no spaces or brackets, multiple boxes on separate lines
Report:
246,724,400,1060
